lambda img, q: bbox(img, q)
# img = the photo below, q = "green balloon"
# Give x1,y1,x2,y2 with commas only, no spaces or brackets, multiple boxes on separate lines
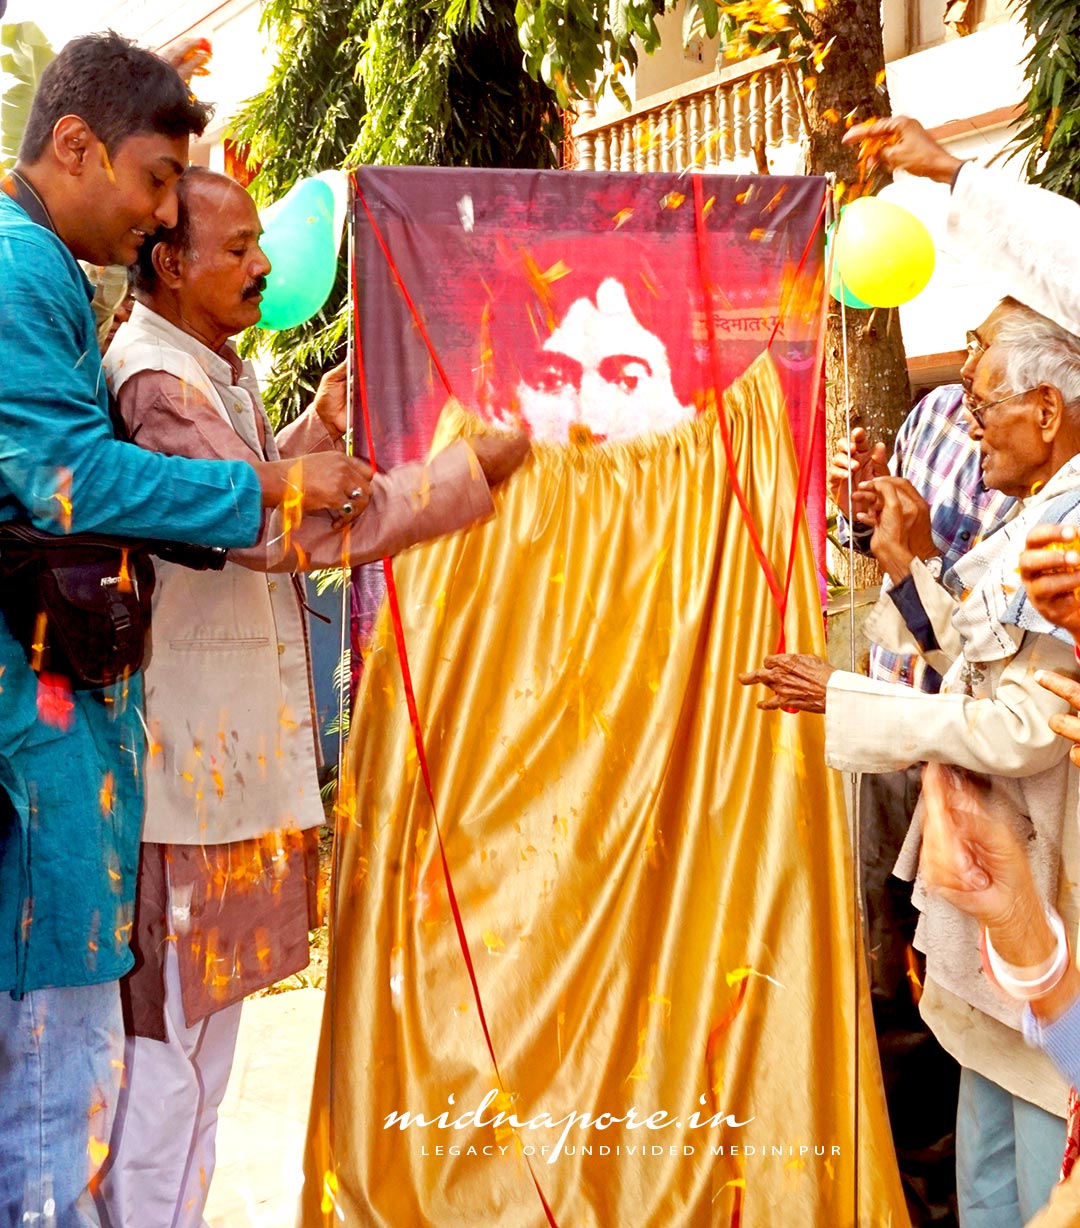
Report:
256,177,339,331
826,221,871,311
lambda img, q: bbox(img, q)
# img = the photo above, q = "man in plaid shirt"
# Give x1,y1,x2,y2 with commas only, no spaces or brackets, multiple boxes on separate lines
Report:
830,296,1020,1226
834,302,1020,690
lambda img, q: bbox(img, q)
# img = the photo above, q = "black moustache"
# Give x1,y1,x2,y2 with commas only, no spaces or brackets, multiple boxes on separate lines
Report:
242,278,268,300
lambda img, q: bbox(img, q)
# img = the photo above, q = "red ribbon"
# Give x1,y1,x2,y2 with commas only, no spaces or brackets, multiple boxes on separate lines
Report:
691,174,787,618
691,176,828,655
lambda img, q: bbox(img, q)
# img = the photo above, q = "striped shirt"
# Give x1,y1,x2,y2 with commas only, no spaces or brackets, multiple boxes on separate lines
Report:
838,383,1014,691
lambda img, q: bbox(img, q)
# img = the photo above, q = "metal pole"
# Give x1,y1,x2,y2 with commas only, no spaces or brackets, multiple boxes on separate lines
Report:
324,180,356,1216
830,172,863,1225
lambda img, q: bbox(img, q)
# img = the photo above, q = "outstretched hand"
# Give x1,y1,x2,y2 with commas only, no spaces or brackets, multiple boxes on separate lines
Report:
920,763,1041,933
842,116,963,185
738,653,834,713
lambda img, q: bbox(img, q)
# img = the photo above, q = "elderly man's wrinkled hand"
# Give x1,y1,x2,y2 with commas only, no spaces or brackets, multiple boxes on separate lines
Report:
828,426,888,519
841,116,963,184
1019,523,1080,644
866,476,937,584
738,653,834,714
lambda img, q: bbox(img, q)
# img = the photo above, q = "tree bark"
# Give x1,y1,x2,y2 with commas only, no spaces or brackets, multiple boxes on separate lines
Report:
805,0,912,589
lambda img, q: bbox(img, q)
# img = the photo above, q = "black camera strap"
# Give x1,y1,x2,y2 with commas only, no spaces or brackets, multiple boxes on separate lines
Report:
5,170,56,234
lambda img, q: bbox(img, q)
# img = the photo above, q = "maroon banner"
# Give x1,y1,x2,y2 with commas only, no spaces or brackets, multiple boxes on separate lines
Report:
349,167,828,649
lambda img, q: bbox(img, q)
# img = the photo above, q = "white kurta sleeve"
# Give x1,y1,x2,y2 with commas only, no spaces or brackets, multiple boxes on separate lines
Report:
824,627,1080,776
948,164,1080,336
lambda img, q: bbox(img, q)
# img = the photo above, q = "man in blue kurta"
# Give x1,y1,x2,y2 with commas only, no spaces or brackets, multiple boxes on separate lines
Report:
0,33,373,1227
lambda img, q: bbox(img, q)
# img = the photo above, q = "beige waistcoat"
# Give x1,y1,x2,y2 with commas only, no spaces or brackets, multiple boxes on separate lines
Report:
106,306,325,844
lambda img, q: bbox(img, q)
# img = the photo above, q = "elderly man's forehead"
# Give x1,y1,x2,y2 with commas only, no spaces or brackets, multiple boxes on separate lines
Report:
971,346,1009,394
185,175,261,237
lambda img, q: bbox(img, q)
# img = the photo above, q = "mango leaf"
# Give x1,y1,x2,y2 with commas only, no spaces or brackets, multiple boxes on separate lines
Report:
1009,0,1080,204
789,5,815,43
610,76,631,108
608,0,629,47
0,22,55,169
683,0,706,45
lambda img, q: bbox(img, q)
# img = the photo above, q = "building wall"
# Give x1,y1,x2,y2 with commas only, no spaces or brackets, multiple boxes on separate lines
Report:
631,5,721,100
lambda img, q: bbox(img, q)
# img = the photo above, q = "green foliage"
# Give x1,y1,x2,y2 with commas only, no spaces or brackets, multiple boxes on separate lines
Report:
1010,0,1080,202
515,0,816,108
515,0,659,108
231,0,368,208
358,0,562,167
0,22,55,169
233,0,561,427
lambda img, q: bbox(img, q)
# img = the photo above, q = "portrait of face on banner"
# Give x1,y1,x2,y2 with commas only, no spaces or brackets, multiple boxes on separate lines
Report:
479,244,696,445
351,167,825,474
348,167,827,657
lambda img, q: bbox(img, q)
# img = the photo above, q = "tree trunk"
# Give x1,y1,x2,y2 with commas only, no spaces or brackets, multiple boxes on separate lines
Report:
805,0,912,590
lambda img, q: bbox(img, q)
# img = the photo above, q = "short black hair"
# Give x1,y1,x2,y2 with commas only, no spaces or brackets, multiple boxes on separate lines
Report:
20,31,213,163
132,165,222,293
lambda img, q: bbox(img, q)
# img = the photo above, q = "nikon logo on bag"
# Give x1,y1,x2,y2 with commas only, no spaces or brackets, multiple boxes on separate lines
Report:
100,575,122,587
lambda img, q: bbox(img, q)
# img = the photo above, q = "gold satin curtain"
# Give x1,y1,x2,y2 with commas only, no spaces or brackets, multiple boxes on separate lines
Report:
302,352,907,1227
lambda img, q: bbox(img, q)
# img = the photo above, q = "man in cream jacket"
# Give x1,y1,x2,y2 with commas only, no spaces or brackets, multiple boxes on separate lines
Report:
98,166,527,1227
743,310,1080,1228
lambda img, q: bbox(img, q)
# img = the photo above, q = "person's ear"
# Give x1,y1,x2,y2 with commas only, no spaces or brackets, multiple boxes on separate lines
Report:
1038,384,1065,438
51,116,94,176
151,242,184,290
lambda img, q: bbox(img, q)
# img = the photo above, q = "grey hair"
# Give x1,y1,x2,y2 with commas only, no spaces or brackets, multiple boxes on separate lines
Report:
992,307,1080,417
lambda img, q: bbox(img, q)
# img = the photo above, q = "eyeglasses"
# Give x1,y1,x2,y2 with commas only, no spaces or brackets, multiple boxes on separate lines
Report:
963,386,1040,430
965,330,987,359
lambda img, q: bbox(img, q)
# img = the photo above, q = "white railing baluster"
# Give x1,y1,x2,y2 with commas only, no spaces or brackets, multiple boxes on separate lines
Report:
701,89,717,169
567,56,804,178
674,103,688,170
687,94,702,169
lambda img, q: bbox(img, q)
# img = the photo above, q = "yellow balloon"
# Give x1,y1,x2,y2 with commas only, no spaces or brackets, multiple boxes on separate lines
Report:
834,196,936,308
